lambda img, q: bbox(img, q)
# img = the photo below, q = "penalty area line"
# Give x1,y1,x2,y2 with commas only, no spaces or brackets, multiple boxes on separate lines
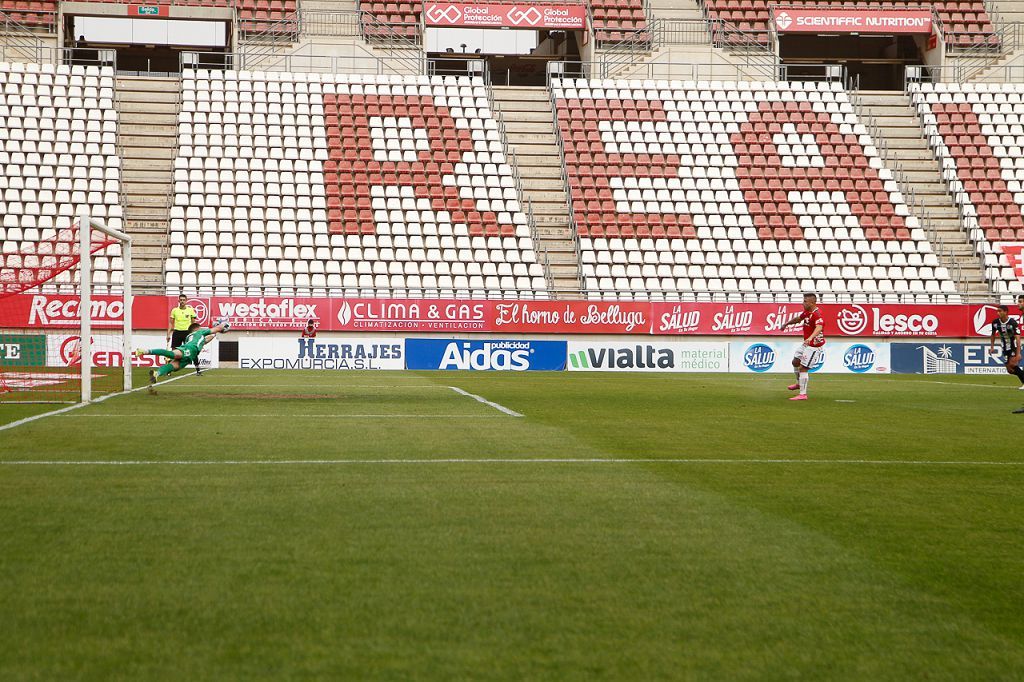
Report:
2,458,1023,466
448,386,523,417
0,369,205,434
59,414,505,419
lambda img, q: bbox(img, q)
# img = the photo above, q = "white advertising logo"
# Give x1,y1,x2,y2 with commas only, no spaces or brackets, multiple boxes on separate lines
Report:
337,301,353,326
973,305,999,336
836,304,869,335
27,295,124,327
506,6,542,25
775,11,792,30
440,341,532,371
186,297,211,325
426,4,462,23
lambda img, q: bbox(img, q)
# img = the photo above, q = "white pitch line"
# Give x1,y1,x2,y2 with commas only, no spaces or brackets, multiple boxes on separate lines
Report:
448,386,523,417
0,370,203,434
156,384,445,389
1,458,1022,466
850,379,1016,390
59,414,502,419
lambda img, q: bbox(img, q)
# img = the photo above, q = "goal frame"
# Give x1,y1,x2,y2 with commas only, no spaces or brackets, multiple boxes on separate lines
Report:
78,207,134,403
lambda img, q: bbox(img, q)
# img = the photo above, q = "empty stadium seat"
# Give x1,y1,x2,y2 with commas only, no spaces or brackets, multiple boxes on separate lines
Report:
553,77,956,301
169,70,547,299
0,61,122,294
911,81,1024,296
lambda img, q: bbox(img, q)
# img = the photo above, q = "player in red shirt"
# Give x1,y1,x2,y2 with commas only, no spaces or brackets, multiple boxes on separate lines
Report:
300,319,317,338
780,293,825,401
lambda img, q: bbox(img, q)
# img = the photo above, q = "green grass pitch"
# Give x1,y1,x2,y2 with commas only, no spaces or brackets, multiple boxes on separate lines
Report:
1,369,1023,680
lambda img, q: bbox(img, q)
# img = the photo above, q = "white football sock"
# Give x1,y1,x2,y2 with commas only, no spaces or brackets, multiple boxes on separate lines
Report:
799,373,809,395
794,368,801,382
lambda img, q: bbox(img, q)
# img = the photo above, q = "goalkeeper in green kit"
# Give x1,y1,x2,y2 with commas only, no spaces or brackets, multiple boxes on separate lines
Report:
135,320,230,392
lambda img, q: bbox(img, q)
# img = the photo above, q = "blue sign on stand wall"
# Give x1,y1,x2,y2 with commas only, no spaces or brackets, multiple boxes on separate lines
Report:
405,339,567,371
891,343,1007,374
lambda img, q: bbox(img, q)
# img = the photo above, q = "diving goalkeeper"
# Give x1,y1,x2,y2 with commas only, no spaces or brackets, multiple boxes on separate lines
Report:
135,320,230,391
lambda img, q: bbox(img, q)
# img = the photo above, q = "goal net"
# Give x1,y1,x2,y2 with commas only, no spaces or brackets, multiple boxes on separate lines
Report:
0,212,133,403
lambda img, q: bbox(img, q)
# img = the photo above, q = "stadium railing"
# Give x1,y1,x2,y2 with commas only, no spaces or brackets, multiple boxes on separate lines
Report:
182,44,423,77
127,282,984,304
548,58,836,84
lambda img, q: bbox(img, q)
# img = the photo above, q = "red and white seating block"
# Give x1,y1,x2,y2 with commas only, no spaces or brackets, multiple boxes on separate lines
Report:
911,81,1024,297
168,70,546,299
0,62,123,295
553,77,957,302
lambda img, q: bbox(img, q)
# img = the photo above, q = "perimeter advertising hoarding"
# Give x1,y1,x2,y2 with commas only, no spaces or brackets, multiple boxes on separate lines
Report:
0,334,46,366
566,341,729,372
238,337,405,370
729,340,891,374
45,334,220,369
0,294,991,338
405,339,567,371
891,343,1009,375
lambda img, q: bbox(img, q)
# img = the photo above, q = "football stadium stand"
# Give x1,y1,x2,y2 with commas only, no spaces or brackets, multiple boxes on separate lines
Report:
166,70,547,298
911,81,1024,295
551,77,961,300
4,0,1024,303
0,61,123,293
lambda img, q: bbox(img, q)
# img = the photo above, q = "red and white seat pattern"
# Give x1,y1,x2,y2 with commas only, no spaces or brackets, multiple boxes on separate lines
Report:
0,62,123,295
911,82,1024,296
553,78,957,301
169,70,546,298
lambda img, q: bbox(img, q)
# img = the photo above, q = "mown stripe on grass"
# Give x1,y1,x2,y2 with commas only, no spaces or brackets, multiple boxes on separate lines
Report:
2,458,1023,466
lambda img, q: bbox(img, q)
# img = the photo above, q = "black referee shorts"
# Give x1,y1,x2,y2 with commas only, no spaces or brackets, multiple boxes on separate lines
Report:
170,329,189,349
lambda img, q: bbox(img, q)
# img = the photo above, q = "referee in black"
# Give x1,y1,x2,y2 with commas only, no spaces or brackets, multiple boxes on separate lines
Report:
167,294,202,376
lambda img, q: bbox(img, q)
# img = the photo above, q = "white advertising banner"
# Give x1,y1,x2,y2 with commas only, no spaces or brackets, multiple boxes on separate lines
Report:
567,341,729,372
238,336,405,370
729,340,890,374
47,333,220,369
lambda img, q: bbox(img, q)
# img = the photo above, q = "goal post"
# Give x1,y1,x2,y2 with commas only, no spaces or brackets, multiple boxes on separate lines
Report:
78,207,134,402
0,209,133,403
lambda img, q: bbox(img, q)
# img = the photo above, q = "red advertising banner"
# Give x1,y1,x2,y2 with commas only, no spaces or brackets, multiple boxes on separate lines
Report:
423,2,586,29
651,302,972,338
0,293,169,329
491,300,650,334
0,294,990,338
772,9,932,34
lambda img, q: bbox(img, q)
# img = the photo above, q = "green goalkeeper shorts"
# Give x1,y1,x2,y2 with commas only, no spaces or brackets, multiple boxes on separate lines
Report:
175,344,200,367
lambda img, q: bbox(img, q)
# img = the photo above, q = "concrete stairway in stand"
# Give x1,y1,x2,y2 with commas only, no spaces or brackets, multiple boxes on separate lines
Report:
491,86,581,296
855,90,990,298
115,76,177,295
